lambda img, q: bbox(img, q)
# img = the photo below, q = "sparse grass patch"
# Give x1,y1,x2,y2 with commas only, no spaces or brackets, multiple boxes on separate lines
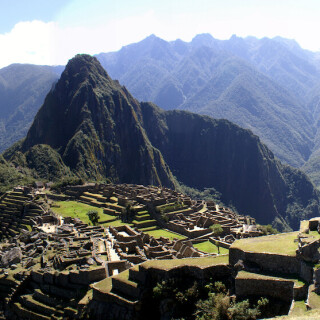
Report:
193,240,229,255
308,230,320,239
290,300,307,316
143,228,185,240
231,232,299,256
142,255,229,270
237,271,305,287
101,220,133,228
308,290,320,309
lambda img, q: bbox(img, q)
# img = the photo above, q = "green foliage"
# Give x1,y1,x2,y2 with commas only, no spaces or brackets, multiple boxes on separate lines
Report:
153,279,201,319
51,177,84,192
120,202,136,223
161,213,169,223
178,184,223,205
0,155,34,193
210,224,223,237
156,202,183,214
86,210,100,225
25,144,73,181
195,281,268,320
257,224,279,235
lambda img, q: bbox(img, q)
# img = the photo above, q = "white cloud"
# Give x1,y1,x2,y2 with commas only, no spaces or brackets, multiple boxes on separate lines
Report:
0,20,56,67
1,7,320,69
0,11,162,68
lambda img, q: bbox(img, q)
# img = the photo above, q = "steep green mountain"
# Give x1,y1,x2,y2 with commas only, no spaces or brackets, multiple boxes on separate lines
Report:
0,64,62,152
16,55,175,188
96,35,317,168
5,54,320,230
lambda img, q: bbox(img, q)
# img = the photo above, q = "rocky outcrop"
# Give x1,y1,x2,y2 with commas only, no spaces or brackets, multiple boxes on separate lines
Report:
0,247,22,267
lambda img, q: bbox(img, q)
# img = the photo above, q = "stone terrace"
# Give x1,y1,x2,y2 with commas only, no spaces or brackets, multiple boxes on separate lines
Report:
62,183,260,240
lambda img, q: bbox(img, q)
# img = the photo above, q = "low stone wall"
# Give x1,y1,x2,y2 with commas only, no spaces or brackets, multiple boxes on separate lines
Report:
106,261,128,276
140,263,232,288
47,193,73,201
229,248,314,283
167,221,211,239
235,276,294,302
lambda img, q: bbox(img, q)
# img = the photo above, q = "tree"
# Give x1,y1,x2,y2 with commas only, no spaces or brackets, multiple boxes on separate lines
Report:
86,210,99,225
210,224,223,237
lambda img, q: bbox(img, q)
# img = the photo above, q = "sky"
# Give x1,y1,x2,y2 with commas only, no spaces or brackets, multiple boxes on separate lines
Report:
1,0,320,68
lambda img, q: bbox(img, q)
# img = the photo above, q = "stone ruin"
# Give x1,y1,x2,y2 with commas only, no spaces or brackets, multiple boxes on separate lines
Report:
62,183,261,241
0,183,268,319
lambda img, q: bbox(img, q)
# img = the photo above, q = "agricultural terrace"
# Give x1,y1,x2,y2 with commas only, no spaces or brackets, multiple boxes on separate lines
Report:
52,200,185,240
193,240,229,254
230,232,299,256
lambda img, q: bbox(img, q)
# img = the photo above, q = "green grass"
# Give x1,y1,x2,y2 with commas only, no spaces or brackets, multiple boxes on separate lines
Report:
308,290,320,309
52,201,113,224
92,277,112,292
101,220,133,228
193,240,229,255
308,230,320,239
236,271,305,287
142,255,229,270
143,228,185,240
290,300,307,316
231,232,299,256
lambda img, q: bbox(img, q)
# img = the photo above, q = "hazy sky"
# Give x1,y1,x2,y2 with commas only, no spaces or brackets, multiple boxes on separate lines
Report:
1,0,320,68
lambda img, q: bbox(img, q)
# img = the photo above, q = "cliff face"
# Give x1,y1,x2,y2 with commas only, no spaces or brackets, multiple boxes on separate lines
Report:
6,54,320,230
139,104,320,229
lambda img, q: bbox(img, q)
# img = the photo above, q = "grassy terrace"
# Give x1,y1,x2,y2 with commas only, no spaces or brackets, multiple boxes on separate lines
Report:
52,201,185,239
290,300,308,317
142,255,229,270
237,271,305,288
93,256,229,293
52,201,128,227
194,240,229,254
308,230,320,239
231,232,299,256
144,228,185,240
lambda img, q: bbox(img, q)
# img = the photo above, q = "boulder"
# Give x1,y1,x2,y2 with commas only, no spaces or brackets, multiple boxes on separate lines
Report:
0,247,22,267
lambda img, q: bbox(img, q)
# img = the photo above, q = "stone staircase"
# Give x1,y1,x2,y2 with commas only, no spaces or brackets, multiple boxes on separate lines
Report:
132,210,158,232
11,270,86,319
0,190,33,240
79,191,108,208
92,266,142,319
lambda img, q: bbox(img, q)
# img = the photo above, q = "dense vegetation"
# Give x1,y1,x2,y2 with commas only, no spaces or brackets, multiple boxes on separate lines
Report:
150,280,269,320
0,155,34,193
3,54,320,231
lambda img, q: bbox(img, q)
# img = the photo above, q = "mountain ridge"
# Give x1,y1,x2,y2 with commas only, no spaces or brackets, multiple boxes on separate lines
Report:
4,54,320,231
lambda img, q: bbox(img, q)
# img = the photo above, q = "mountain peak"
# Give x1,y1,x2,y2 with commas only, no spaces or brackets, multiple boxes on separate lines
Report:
63,54,112,81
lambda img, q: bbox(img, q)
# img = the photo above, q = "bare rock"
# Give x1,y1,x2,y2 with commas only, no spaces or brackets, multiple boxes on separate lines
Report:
1,247,22,267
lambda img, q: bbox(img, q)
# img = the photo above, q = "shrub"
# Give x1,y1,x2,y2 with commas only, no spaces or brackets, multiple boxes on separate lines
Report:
257,224,279,235
86,210,99,225
210,224,223,237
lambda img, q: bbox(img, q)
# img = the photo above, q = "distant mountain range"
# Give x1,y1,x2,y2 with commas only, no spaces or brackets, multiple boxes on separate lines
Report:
0,64,62,152
3,54,320,231
96,34,320,171
2,33,320,186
